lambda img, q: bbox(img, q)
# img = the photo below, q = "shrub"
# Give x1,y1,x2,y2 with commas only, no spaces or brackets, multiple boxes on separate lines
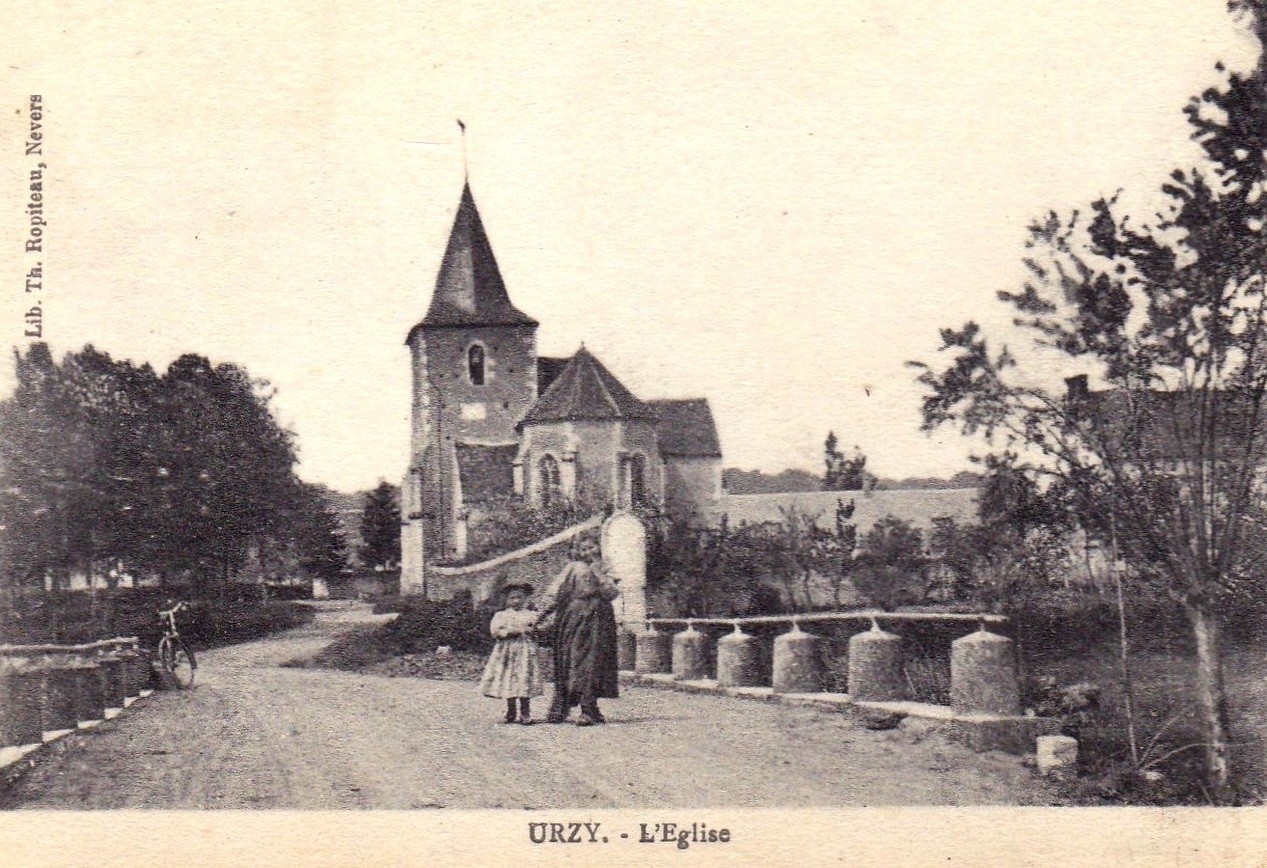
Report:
376,592,492,656
0,587,313,648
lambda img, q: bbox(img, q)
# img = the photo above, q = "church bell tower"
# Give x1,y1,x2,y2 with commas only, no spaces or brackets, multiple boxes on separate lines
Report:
400,182,540,593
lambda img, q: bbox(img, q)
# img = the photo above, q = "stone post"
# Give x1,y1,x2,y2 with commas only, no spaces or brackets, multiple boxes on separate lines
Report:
635,627,672,674
0,666,44,748
950,626,1021,715
716,625,762,688
602,512,647,629
672,624,709,681
100,655,128,711
848,622,905,701
116,648,143,698
772,623,822,694
616,628,637,671
399,469,427,596
38,662,80,732
72,663,107,724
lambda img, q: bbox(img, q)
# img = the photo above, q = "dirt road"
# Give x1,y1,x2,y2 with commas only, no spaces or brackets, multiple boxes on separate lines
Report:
1,602,1055,809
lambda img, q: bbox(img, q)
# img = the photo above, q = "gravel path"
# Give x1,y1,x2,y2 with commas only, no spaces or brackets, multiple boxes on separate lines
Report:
0,601,1056,809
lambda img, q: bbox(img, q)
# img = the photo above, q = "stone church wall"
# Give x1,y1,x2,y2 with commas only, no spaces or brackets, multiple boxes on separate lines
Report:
662,456,722,525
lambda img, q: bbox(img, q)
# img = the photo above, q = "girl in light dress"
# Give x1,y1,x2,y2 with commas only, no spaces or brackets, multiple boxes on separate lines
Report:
478,582,544,724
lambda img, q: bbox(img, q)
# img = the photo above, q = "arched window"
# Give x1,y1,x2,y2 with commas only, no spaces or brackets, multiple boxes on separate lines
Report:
629,453,647,508
467,344,485,386
539,455,561,507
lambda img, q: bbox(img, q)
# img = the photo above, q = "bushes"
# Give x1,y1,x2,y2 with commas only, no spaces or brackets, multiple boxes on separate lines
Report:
304,593,491,672
179,600,315,648
377,593,492,656
0,587,314,648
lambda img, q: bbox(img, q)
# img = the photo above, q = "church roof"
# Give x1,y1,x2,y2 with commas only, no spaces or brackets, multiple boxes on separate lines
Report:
454,442,518,503
520,347,658,425
407,183,537,341
536,356,569,398
647,399,722,458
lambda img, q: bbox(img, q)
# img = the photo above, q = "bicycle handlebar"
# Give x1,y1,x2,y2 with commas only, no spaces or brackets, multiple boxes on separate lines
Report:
158,601,189,617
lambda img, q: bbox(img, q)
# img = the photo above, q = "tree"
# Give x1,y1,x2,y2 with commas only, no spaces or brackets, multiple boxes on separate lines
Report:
158,355,299,592
358,481,401,570
813,498,858,608
292,483,348,585
911,3,1266,801
852,515,927,611
823,431,867,491
0,344,303,599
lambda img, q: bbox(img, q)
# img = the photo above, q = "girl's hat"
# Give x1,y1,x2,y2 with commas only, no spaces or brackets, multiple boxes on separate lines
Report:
501,582,534,596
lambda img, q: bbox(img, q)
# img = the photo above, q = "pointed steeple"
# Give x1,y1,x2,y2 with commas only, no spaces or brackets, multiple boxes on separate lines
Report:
418,183,538,329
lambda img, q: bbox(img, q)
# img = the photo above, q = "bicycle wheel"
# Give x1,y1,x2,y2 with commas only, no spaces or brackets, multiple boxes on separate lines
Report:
168,638,196,689
157,636,196,690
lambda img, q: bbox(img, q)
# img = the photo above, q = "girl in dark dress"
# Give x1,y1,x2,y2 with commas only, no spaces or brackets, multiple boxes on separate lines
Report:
537,536,620,726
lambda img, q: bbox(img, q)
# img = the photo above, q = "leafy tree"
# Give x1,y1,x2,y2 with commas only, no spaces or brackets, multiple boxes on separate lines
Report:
158,355,299,592
823,431,867,491
0,343,88,591
646,516,800,617
359,481,401,570
851,515,927,610
293,483,349,585
911,2,1266,801
0,344,303,600
813,499,858,608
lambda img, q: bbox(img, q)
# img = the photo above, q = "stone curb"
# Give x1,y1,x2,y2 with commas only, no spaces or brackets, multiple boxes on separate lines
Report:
618,670,1056,754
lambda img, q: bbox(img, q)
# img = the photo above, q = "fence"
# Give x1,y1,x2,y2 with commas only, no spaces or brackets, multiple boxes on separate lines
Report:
618,610,1055,752
0,637,153,760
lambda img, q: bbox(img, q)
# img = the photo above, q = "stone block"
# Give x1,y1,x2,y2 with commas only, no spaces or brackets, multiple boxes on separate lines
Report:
772,627,822,694
947,714,1063,755
848,626,905,701
672,627,709,681
1037,735,1079,776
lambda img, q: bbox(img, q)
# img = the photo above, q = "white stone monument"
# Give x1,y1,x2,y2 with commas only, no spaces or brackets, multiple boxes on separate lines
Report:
602,512,647,631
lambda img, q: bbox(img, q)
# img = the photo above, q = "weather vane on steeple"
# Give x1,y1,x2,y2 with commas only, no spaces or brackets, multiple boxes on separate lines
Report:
457,118,468,180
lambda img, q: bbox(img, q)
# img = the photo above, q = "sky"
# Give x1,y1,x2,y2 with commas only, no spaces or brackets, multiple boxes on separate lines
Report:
2,1,1262,494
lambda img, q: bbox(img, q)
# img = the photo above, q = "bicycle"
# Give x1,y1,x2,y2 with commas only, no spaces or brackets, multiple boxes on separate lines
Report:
156,601,197,689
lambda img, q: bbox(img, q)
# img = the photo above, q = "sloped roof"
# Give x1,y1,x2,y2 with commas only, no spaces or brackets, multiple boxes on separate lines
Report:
520,347,657,425
648,398,722,458
454,443,518,503
406,183,537,342
536,356,569,398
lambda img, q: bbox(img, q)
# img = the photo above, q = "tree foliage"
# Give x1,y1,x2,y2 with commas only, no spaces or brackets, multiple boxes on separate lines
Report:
645,500,859,616
910,6,1266,800
359,481,401,570
0,344,328,597
823,431,868,491
851,515,927,610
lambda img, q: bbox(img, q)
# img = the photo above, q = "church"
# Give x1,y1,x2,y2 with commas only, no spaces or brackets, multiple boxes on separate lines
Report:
400,182,723,590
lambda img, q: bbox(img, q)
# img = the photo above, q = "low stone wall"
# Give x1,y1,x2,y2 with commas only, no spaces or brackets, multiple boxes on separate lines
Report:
428,539,573,604
425,517,602,604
